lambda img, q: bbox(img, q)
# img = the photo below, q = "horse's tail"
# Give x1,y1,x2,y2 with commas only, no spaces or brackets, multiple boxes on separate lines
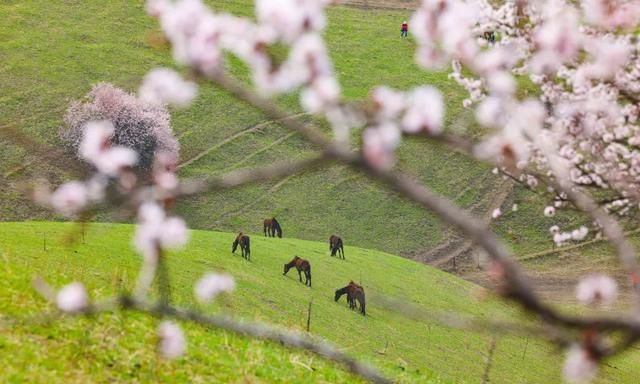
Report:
359,292,366,315
245,236,251,255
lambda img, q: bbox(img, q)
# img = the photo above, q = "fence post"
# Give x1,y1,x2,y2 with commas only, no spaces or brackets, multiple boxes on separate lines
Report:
306,299,313,332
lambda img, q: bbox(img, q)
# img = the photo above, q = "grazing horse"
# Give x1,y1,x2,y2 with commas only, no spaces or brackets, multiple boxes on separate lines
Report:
334,281,365,315
263,217,283,238
329,235,345,259
232,232,251,261
283,256,311,287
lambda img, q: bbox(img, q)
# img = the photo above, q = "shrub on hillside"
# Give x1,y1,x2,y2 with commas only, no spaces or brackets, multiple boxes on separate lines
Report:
59,83,179,172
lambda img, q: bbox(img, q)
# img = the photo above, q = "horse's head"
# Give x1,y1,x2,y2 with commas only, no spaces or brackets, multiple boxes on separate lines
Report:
283,263,291,275
232,239,239,253
334,287,346,301
276,228,282,238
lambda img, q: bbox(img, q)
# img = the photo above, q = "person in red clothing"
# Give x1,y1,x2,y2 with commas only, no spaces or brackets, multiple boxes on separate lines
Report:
401,20,408,38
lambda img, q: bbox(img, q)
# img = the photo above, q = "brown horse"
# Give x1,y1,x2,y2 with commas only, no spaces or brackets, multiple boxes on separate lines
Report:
329,235,345,259
283,256,311,287
334,281,365,315
232,232,251,261
263,217,283,238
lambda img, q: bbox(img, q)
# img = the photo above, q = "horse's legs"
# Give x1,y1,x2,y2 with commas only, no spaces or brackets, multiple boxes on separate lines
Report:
298,269,302,282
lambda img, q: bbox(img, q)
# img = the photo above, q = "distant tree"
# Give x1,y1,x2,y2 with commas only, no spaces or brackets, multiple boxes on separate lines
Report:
59,82,179,172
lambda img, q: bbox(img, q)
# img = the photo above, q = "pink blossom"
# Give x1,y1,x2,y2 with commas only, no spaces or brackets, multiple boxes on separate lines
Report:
583,0,640,30
134,203,189,259
139,68,198,108
562,345,598,384
491,208,502,219
363,124,401,170
576,274,618,305
145,0,169,17
79,120,138,176
371,86,406,121
158,321,186,359
195,273,236,302
255,0,328,43
571,226,589,241
56,282,89,313
51,181,89,217
401,87,444,134
79,120,113,161
300,76,341,113
153,152,179,190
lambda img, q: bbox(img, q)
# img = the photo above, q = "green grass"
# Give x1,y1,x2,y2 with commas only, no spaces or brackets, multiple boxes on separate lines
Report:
2,1,638,380
1,222,639,383
0,0,507,259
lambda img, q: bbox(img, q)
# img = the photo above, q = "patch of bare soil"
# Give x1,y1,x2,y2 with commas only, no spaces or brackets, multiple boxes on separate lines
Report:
335,0,420,10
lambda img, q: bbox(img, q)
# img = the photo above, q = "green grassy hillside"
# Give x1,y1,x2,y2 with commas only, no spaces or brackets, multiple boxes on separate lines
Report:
0,0,508,259
2,222,640,383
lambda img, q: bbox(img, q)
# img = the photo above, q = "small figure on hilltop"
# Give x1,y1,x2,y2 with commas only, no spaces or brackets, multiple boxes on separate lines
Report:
329,235,345,259
483,30,496,44
232,232,251,261
401,20,409,38
263,217,282,238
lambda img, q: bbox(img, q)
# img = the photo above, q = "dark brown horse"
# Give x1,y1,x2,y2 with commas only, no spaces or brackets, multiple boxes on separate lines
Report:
283,256,311,287
263,217,283,238
334,281,365,315
232,232,251,261
329,235,345,259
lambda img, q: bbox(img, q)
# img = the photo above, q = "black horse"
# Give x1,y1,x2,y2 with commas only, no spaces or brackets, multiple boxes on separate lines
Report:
329,235,345,259
334,281,365,315
283,256,311,287
232,232,251,261
264,217,283,238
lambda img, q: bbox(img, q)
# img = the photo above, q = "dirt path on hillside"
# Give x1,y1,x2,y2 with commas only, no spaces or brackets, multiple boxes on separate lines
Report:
336,0,419,10
414,178,513,269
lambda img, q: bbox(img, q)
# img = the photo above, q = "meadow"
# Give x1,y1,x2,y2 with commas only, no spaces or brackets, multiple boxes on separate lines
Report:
3,220,632,384
2,0,640,382
0,0,503,258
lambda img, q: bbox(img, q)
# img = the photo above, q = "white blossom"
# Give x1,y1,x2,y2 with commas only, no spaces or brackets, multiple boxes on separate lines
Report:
195,273,236,302
50,181,89,217
134,202,189,260
562,345,598,384
401,86,444,134
56,282,89,313
491,208,502,219
544,206,556,217
158,321,186,359
139,68,198,108
79,121,138,176
576,274,618,306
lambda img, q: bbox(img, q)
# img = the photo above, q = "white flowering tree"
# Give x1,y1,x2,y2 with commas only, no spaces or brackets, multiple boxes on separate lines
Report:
18,0,640,382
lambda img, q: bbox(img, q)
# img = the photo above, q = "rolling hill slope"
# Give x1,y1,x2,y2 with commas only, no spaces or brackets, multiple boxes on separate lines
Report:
2,222,640,383
0,0,508,260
